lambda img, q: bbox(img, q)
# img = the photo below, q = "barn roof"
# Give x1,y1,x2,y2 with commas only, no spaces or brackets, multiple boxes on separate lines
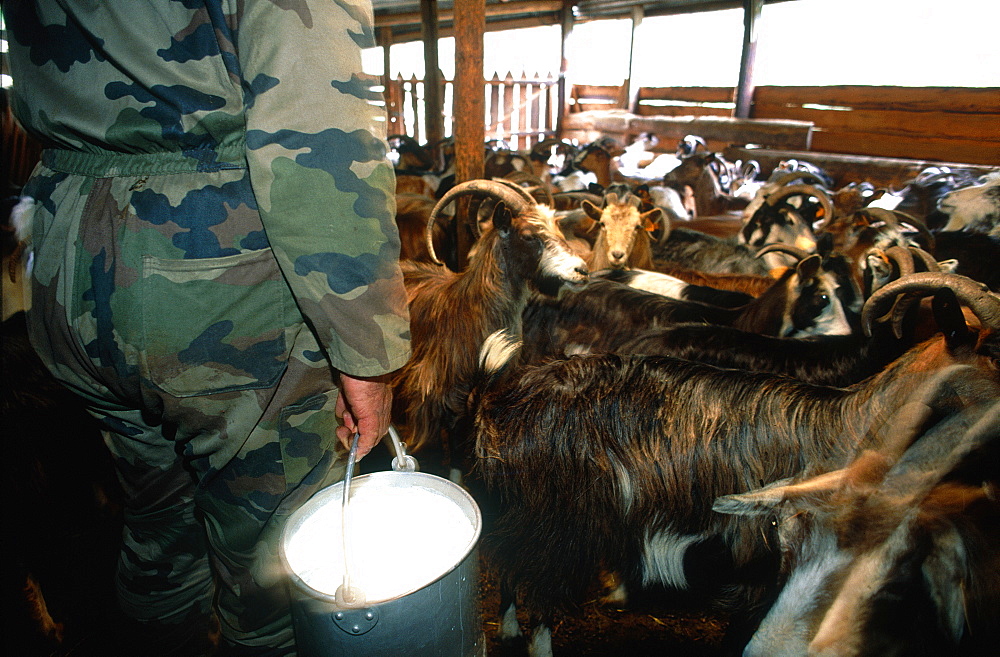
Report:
372,0,797,43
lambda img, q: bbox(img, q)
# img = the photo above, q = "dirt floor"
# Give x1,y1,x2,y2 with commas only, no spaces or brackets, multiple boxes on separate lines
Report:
477,561,730,657
6,448,730,657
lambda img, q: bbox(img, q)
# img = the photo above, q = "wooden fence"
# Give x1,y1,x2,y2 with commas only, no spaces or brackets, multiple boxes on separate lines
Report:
384,71,561,151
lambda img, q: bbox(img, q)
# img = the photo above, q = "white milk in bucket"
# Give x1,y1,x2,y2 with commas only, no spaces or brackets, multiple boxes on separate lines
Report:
284,476,477,603
281,471,484,657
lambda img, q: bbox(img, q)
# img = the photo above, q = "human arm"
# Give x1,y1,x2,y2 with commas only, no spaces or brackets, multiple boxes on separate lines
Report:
237,0,411,379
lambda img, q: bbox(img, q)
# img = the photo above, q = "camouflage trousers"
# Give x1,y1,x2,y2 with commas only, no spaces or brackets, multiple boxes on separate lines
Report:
23,149,348,656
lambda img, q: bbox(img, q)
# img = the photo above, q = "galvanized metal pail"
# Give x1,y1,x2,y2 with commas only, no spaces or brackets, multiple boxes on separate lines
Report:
281,469,484,656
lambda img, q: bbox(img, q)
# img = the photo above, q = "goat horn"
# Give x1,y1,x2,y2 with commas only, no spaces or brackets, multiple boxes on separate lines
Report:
768,170,829,188
495,177,542,205
908,246,941,273
862,272,1000,337
552,191,604,207
883,245,916,278
766,184,836,230
893,210,936,252
755,242,812,261
426,179,533,265
502,171,556,207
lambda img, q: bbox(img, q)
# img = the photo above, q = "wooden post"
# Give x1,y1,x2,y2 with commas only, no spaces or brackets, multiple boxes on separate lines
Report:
625,6,643,112
735,0,763,119
377,27,400,135
453,0,485,270
556,0,574,135
421,0,444,145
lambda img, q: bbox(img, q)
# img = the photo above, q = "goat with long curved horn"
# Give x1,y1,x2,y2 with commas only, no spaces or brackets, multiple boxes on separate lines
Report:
424,179,533,265
862,271,1000,337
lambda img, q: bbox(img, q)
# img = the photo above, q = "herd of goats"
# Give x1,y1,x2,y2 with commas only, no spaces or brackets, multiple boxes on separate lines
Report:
384,133,999,657
5,132,998,656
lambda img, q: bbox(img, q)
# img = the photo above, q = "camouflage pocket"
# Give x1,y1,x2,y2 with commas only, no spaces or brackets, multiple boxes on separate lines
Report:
140,248,292,397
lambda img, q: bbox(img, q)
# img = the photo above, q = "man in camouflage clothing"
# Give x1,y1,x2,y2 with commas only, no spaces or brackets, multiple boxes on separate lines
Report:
6,1,411,654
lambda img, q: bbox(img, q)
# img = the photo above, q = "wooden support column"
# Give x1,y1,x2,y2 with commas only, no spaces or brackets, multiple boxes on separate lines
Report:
735,0,763,119
625,6,643,112
453,0,485,269
556,0,574,134
421,0,444,145
377,27,401,134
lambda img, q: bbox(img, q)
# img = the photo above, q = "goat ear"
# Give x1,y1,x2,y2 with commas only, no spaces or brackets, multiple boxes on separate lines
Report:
796,254,822,281
582,200,603,222
641,208,663,232
492,203,515,235
932,287,975,348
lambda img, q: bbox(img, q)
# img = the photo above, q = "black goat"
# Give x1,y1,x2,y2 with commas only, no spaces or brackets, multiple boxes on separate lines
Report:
520,250,860,365
467,273,1000,657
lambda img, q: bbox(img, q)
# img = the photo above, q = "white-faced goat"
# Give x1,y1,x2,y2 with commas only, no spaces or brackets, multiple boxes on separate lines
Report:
715,399,999,657
466,273,1000,657
937,170,1000,238
391,179,588,456
738,172,833,270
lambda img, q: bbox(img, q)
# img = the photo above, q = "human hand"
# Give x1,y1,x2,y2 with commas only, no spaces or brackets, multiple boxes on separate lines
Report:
335,372,394,459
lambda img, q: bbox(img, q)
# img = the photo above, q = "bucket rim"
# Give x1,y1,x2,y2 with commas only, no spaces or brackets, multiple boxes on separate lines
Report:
280,470,482,608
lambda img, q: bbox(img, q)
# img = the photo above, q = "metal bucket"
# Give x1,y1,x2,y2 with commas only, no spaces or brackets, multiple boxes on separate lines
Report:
281,469,484,657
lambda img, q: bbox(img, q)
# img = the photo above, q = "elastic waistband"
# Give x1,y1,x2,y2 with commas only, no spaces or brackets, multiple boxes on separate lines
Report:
41,144,247,177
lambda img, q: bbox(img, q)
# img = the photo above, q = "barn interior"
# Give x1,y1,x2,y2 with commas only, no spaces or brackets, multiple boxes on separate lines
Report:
2,1,998,656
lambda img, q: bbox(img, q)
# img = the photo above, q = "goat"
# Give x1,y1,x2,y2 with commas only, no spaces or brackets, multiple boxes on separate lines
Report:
652,225,772,276
467,273,1000,657
738,172,833,270
391,179,588,458
662,151,750,217
395,192,445,263
579,191,663,270
596,267,754,308
892,166,983,229
938,170,1000,238
715,399,999,657
931,230,1000,291
520,249,863,371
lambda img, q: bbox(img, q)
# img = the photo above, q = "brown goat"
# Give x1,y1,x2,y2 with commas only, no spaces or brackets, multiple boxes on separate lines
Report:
579,192,663,270
391,180,588,458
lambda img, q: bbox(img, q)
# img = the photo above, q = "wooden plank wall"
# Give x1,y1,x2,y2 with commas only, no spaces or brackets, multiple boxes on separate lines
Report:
565,84,999,168
634,86,734,118
751,86,1000,166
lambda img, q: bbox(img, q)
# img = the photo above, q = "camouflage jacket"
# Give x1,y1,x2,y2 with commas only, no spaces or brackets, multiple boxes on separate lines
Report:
6,0,411,378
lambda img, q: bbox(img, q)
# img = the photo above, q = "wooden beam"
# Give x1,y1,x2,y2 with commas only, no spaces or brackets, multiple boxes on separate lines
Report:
556,0,573,134
454,0,486,269
421,0,444,145
625,7,643,112
735,0,762,118
375,0,563,28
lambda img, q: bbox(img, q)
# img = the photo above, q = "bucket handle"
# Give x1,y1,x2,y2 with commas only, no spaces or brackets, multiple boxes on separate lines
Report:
388,425,418,472
335,433,366,608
